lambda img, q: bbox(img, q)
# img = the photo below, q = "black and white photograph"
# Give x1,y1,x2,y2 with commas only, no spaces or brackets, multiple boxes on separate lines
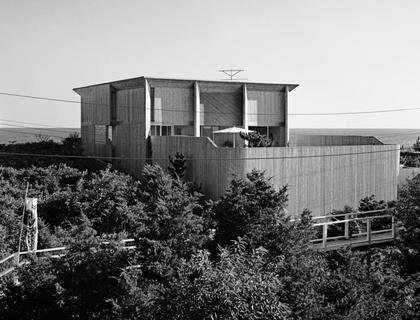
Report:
0,0,419,319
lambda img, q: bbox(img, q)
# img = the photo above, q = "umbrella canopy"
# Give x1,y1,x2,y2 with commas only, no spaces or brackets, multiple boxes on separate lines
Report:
213,126,254,134
213,126,254,148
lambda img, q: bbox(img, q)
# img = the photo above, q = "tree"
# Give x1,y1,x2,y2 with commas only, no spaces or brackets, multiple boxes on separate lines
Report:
213,170,288,249
396,174,420,275
168,152,186,179
239,131,272,147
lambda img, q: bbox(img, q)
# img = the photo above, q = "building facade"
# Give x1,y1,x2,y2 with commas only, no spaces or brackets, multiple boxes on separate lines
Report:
74,77,399,217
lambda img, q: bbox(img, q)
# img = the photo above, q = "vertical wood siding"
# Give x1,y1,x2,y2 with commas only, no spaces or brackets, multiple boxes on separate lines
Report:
154,86,194,125
247,90,283,126
80,84,111,157
150,136,399,217
114,88,146,175
200,86,243,126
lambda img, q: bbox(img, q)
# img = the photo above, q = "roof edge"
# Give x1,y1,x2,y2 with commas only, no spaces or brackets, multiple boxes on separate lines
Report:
73,76,299,93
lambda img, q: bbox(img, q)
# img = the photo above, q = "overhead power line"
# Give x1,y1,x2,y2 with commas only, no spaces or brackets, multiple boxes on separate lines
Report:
1,91,420,116
0,148,400,162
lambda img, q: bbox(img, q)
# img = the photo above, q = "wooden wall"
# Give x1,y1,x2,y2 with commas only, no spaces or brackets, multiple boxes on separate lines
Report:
289,134,384,146
150,136,399,217
200,84,243,126
114,87,146,175
154,86,194,125
79,84,112,158
247,90,283,126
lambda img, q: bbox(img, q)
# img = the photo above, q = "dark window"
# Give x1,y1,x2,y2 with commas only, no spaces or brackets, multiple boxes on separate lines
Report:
174,126,182,135
151,125,161,136
162,126,172,136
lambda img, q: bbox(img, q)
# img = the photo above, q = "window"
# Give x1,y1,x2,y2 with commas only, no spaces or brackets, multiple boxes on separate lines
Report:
161,126,171,136
248,100,258,126
174,126,182,136
249,126,268,137
174,125,193,136
151,125,172,136
94,125,107,144
151,125,161,136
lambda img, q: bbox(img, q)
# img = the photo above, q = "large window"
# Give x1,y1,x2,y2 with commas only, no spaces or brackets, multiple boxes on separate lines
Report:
151,125,172,136
174,125,194,136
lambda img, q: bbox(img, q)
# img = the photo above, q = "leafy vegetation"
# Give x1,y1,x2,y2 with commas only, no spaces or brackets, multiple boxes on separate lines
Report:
239,131,273,147
0,134,106,171
0,145,419,319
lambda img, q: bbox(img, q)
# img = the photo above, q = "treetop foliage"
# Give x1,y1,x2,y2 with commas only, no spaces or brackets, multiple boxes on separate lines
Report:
0,158,419,319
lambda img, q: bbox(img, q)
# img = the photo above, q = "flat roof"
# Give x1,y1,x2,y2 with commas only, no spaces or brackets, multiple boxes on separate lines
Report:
73,76,299,92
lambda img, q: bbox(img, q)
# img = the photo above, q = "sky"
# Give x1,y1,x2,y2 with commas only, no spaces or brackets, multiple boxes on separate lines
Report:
1,0,420,128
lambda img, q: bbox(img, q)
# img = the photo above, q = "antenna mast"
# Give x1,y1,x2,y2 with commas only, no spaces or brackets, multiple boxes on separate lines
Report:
219,69,247,81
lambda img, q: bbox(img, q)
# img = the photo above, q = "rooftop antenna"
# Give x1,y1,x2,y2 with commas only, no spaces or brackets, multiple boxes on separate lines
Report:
219,69,247,81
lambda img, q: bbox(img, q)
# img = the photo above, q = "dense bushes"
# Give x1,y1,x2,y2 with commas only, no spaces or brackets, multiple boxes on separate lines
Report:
0,162,419,319
0,135,106,171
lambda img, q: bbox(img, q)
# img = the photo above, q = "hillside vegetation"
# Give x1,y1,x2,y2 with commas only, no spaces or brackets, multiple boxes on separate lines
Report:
0,140,419,319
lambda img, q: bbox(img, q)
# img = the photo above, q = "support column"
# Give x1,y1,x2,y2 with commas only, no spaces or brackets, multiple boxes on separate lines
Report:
243,84,249,130
243,84,249,147
284,85,289,147
194,81,201,137
144,79,151,137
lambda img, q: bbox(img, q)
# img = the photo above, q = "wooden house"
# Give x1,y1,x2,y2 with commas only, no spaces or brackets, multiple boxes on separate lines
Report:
74,77,399,216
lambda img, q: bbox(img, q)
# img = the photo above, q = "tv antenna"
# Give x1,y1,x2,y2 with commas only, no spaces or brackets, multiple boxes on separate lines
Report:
219,69,247,81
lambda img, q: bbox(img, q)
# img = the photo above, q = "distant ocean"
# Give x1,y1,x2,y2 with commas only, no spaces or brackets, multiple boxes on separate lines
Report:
0,127,419,148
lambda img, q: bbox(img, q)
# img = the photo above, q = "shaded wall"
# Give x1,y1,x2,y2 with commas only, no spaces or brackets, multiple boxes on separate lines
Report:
79,84,112,158
114,87,146,175
150,136,399,217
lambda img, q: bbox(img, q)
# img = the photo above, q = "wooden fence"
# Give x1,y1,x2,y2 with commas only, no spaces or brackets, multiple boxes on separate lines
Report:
150,136,399,217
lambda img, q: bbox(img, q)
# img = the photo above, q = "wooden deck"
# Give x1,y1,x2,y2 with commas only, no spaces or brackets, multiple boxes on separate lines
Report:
309,208,396,251
312,230,395,250
0,210,397,279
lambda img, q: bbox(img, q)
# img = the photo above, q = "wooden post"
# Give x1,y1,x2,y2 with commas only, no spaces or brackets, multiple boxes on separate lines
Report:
344,214,349,239
391,215,396,239
194,82,201,137
366,218,372,245
144,79,151,137
24,198,38,252
322,224,328,248
243,84,249,147
284,86,289,147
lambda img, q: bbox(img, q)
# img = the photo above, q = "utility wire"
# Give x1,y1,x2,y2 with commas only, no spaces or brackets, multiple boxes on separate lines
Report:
0,120,417,151
0,122,76,135
2,91,420,116
0,148,400,162
0,128,64,140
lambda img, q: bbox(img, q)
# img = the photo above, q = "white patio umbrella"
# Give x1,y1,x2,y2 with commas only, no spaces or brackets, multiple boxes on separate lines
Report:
213,126,254,148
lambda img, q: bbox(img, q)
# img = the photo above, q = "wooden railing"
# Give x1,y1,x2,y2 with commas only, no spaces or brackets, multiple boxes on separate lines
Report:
309,209,396,249
0,239,135,279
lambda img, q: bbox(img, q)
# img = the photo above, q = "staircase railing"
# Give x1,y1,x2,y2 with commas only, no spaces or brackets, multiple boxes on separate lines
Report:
0,239,135,279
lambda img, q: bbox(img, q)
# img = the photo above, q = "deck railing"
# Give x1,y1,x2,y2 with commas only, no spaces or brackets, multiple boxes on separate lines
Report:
309,209,396,249
0,239,135,279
